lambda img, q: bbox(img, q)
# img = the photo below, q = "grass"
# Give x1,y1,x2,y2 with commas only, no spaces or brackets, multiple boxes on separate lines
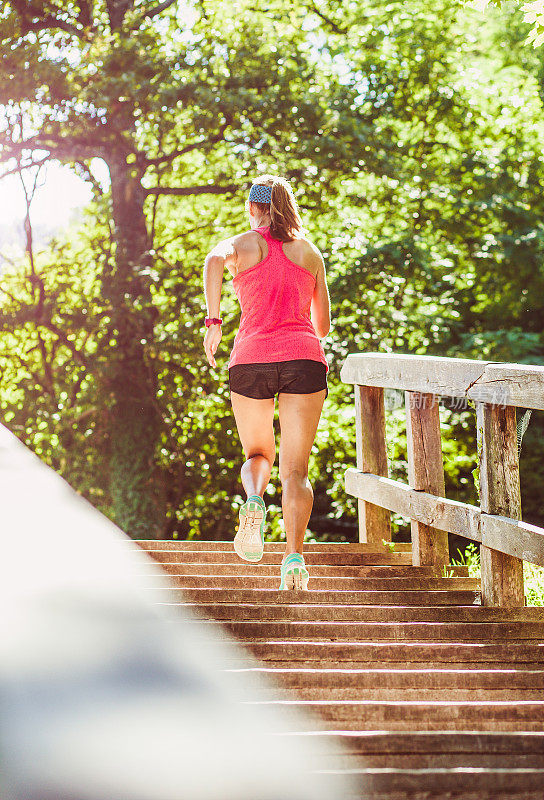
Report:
451,543,544,606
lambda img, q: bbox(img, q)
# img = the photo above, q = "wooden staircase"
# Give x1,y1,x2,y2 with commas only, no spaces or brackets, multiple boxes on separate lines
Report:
137,539,544,799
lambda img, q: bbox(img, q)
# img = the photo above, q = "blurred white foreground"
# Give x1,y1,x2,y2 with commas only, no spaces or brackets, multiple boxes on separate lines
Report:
0,424,352,800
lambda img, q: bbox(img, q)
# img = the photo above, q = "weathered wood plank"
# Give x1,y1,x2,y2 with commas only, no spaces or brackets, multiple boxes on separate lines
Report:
341,353,544,410
354,386,391,545
345,469,544,568
476,403,525,608
482,515,544,566
345,470,481,543
341,353,487,399
405,391,450,569
467,364,544,411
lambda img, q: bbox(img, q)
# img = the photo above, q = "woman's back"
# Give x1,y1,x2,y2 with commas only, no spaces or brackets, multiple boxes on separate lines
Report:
229,231,320,281
228,226,328,371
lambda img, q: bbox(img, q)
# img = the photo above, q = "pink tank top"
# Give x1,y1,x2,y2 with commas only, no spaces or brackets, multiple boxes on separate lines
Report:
228,226,329,372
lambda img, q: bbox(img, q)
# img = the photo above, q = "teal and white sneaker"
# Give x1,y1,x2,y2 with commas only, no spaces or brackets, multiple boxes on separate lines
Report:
279,552,310,591
233,495,266,562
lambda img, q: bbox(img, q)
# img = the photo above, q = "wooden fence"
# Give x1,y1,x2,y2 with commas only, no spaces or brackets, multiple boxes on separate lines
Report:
341,353,544,607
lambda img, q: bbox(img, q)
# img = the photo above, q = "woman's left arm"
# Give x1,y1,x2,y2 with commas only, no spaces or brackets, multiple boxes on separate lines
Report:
203,238,238,368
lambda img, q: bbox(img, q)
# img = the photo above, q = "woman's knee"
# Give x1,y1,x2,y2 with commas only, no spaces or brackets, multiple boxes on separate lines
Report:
279,465,310,487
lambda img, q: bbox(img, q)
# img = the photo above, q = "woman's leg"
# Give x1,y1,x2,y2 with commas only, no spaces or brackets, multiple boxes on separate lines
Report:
230,391,276,498
277,389,326,555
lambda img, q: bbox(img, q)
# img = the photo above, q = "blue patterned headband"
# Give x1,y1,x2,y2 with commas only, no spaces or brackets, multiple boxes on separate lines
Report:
248,184,272,203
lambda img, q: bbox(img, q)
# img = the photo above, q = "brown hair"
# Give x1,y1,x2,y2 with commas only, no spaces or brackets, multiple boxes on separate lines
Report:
248,174,303,242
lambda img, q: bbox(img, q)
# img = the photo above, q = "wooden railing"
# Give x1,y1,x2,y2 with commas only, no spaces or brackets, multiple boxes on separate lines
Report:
341,353,544,607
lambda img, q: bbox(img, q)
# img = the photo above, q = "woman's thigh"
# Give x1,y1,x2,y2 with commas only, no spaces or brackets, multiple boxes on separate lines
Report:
230,391,276,464
277,390,326,480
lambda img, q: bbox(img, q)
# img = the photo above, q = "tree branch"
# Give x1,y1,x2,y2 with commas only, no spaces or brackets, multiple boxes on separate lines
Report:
145,184,239,196
307,3,348,34
0,156,50,181
23,16,84,37
155,224,203,250
1,133,106,163
145,128,227,167
42,321,92,369
37,330,56,397
73,160,104,197
142,0,178,20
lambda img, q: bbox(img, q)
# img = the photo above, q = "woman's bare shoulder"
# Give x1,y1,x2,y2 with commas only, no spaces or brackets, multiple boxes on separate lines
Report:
224,229,267,278
232,228,263,245
298,235,324,267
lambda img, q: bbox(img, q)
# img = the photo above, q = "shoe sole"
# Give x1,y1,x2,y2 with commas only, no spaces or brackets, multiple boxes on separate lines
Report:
233,500,265,562
280,566,310,591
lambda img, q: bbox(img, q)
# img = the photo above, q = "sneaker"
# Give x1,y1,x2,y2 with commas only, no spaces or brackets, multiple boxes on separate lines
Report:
233,495,266,562
279,552,310,591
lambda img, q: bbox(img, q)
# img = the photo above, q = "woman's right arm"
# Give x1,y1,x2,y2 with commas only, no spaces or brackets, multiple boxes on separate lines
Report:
310,250,331,339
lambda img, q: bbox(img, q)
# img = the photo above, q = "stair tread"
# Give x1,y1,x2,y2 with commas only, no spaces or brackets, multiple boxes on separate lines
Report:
179,603,543,622
283,730,544,752
172,588,480,604
135,540,412,552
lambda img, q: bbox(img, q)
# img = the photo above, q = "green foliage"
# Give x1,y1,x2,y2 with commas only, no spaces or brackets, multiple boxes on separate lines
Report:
451,542,482,577
480,0,544,47
524,561,544,605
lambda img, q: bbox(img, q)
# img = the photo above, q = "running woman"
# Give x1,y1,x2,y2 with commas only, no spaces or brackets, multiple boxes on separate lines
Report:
203,175,330,590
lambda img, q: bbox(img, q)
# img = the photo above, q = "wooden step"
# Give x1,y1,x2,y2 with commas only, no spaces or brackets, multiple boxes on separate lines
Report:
181,603,543,623
245,640,544,666
283,730,544,755
250,700,544,731
309,752,544,768
173,587,481,606
229,667,544,690
283,687,544,701
135,540,413,553
227,666,544,701
217,620,544,641
322,767,544,795
144,550,416,566
153,562,433,576
158,575,481,590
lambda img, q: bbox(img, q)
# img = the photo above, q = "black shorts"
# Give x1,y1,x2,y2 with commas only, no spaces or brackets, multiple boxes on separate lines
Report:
229,359,328,400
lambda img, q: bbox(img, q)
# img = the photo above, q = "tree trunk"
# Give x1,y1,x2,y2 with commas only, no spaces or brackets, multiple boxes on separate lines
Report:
104,154,164,539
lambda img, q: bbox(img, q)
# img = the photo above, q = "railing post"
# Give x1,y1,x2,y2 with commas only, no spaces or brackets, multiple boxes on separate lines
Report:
354,385,391,545
476,402,524,607
405,391,449,569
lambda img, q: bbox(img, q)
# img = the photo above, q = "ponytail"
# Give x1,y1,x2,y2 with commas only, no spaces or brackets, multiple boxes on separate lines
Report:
248,175,303,242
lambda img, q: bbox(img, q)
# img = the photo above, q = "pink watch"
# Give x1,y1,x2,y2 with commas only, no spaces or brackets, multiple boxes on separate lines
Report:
205,317,223,328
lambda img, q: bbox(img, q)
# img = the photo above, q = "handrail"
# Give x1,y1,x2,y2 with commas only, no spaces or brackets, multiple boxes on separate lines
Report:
341,353,544,410
341,352,544,607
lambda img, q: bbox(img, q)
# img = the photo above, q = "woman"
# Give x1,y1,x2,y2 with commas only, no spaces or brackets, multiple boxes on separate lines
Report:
203,175,330,590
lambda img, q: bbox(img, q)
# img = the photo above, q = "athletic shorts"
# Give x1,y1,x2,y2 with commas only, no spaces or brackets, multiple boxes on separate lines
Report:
229,359,328,400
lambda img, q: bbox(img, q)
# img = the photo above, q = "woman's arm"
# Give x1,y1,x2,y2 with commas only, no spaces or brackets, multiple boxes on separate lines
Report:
203,239,237,316
203,238,238,367
310,251,331,339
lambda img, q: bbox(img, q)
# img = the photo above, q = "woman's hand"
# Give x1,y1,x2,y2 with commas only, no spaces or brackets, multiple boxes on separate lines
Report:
204,324,222,368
